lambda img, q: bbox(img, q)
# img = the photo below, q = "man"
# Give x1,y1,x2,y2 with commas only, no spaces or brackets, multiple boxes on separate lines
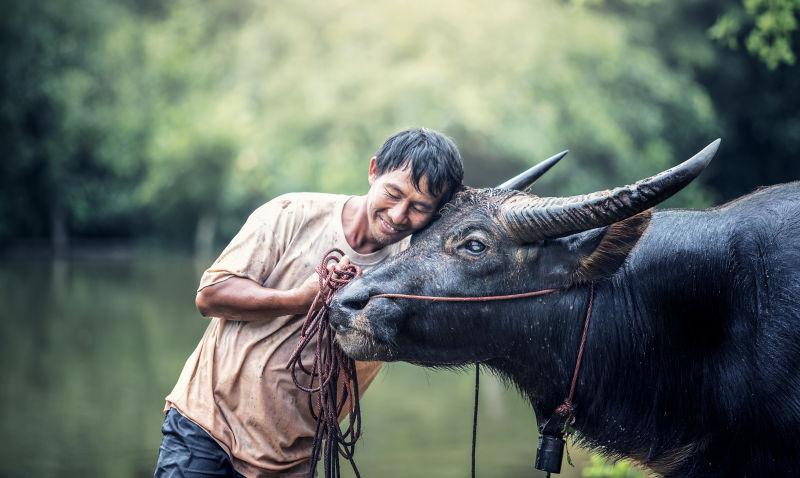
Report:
154,128,464,477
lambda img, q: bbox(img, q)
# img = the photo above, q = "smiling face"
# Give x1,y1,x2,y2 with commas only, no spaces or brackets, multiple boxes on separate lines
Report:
365,157,443,248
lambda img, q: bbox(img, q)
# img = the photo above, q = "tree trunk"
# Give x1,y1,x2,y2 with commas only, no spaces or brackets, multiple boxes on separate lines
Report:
194,211,217,259
51,203,68,258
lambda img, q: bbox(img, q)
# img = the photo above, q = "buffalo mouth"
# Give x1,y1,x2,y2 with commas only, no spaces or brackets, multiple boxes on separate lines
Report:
333,319,395,361
331,308,491,366
335,321,491,367
330,299,400,361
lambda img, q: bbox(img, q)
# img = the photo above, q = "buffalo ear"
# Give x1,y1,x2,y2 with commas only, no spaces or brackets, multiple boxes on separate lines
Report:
570,209,653,283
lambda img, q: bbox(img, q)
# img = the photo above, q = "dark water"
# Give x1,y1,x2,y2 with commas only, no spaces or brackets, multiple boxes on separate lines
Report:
0,256,595,478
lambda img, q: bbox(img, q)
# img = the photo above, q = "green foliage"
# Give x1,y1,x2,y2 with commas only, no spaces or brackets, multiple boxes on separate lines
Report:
583,454,645,478
575,0,800,69
580,0,800,201
2,0,797,251
0,1,150,242
710,0,800,69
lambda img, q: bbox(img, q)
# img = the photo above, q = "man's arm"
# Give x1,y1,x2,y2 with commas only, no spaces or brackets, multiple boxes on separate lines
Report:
195,257,350,321
195,277,314,321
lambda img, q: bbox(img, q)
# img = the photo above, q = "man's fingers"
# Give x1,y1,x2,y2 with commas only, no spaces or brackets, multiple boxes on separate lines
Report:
322,255,352,278
331,255,350,272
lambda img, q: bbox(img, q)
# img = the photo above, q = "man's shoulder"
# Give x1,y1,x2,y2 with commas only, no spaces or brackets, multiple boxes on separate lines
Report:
273,192,348,206
251,192,348,218
248,192,350,230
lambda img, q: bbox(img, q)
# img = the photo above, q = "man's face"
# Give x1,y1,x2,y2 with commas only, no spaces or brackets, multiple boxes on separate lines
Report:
365,157,444,248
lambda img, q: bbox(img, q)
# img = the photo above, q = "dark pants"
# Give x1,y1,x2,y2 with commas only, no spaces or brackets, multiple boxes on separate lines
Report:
154,408,246,478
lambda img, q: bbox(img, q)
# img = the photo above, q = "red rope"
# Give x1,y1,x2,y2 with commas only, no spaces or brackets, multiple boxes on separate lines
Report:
555,283,594,419
372,288,558,302
286,248,363,478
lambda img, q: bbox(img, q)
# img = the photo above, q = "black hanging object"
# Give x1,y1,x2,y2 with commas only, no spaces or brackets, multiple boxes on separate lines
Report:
535,409,571,475
535,434,565,474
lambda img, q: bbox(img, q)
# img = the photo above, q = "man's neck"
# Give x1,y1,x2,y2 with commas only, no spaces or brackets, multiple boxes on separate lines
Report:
341,195,384,254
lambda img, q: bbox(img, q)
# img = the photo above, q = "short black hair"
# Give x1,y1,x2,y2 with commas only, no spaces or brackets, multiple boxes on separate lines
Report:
374,128,464,205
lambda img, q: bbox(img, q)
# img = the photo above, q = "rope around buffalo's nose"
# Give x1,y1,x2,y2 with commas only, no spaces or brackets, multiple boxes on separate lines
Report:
286,248,363,478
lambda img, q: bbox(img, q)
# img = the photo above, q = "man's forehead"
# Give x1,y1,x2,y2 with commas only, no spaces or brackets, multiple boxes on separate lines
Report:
383,167,441,202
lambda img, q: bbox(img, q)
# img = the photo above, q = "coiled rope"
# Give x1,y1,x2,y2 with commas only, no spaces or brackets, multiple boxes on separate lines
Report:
287,248,363,478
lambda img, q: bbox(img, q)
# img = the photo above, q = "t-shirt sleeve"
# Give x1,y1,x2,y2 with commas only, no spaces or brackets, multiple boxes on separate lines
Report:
198,196,298,291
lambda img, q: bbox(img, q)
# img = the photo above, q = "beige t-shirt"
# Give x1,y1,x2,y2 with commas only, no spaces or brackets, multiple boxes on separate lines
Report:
164,192,409,477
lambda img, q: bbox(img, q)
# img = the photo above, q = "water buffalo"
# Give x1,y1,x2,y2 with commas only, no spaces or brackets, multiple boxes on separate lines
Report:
329,140,800,477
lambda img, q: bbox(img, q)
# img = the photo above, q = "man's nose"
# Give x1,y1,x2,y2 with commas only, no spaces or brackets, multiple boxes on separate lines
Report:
387,202,409,225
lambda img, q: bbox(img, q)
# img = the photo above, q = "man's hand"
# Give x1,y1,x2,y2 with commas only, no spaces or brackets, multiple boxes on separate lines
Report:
294,272,322,309
330,255,351,279
293,256,352,310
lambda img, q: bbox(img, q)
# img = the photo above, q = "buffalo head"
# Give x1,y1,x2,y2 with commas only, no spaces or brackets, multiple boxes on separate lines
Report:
329,140,720,366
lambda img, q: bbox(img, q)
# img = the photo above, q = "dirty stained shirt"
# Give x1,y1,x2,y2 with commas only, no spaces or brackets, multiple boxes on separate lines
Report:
164,192,409,477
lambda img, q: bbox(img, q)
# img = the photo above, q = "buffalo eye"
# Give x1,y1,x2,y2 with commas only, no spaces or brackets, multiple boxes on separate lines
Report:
462,239,486,255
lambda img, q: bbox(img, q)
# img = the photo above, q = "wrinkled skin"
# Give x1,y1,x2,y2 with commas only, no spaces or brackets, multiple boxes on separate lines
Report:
329,183,800,477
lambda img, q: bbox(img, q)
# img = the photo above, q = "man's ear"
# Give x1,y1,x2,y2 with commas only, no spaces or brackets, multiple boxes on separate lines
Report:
368,156,378,186
568,209,653,283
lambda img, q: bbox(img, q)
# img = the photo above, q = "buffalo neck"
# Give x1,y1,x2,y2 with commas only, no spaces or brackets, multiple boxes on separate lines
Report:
489,208,741,463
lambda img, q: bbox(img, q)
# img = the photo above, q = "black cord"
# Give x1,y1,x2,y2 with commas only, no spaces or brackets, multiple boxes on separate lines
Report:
471,363,480,478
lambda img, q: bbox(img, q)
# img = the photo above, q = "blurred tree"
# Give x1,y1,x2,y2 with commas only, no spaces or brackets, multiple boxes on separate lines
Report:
10,0,795,253
579,0,800,69
709,0,800,69
579,0,800,201
210,0,717,215
582,455,644,477
135,1,253,253
0,1,151,253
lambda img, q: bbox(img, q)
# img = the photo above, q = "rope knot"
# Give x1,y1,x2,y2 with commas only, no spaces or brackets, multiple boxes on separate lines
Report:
554,400,573,417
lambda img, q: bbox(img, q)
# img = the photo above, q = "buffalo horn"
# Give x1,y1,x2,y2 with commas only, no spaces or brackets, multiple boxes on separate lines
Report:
502,139,721,242
496,150,569,190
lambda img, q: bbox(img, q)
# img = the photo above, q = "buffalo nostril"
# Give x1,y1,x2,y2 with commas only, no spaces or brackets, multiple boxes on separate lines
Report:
328,305,350,331
334,285,370,312
341,295,369,312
